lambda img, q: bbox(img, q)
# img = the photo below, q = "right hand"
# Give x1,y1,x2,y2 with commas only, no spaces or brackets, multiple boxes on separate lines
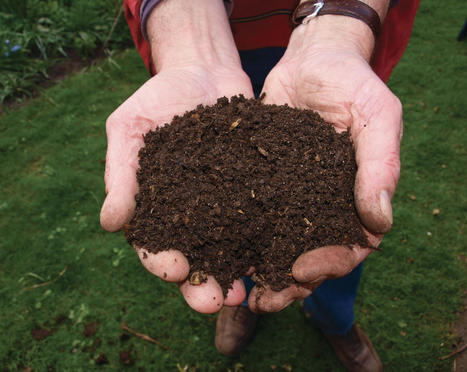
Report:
100,64,254,313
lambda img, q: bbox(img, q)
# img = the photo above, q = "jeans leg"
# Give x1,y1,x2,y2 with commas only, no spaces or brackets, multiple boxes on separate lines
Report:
302,263,364,335
239,47,286,98
241,276,256,307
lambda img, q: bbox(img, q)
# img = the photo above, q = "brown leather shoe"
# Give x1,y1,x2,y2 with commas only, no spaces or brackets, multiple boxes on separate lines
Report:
323,324,383,372
215,306,259,357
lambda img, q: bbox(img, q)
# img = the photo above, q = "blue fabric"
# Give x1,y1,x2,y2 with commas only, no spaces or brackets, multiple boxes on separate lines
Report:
302,263,363,335
239,47,286,98
240,276,256,307
238,47,362,335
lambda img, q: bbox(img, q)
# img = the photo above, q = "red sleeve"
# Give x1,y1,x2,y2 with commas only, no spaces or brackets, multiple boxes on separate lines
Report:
230,0,420,83
123,0,420,82
123,0,154,75
372,0,420,82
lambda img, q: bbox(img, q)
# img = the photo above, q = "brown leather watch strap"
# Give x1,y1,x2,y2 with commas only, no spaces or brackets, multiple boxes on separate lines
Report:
292,0,381,39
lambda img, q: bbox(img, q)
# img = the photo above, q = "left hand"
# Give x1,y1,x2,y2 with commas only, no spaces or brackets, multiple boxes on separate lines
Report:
248,16,402,313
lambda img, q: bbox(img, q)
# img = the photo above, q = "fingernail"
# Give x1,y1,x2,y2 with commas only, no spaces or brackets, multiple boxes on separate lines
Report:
380,189,393,226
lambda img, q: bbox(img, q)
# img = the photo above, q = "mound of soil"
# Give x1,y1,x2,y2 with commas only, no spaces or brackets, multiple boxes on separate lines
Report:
125,95,369,295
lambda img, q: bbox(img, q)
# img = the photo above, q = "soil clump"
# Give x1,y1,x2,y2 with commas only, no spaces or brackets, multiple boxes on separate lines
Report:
125,95,369,295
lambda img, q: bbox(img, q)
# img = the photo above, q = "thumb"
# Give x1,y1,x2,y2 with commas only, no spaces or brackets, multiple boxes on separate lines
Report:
100,183,137,232
353,93,402,234
100,113,147,232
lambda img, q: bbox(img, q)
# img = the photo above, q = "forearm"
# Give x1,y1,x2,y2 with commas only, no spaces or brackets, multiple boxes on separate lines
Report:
146,0,241,72
292,0,391,61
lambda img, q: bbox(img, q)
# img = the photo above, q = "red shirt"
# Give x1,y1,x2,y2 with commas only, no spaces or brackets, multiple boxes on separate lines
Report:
123,0,419,82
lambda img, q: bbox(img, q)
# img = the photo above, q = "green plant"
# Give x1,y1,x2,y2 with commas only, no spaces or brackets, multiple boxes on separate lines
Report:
0,0,131,102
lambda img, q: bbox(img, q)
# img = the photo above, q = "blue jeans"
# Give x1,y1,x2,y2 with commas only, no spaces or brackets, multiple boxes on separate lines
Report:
239,48,362,336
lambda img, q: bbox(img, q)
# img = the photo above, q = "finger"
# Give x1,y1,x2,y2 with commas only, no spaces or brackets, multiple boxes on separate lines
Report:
179,275,224,314
136,248,190,282
223,279,247,306
100,110,154,232
248,284,311,314
292,245,373,283
353,87,402,234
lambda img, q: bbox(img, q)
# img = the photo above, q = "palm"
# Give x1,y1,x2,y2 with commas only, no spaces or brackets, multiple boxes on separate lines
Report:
248,51,403,313
101,65,253,313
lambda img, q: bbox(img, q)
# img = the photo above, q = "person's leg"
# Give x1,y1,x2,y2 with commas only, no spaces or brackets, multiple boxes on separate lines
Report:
302,263,363,335
300,263,382,371
241,264,362,332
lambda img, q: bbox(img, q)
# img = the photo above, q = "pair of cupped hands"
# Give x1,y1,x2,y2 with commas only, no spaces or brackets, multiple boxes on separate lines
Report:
100,29,402,314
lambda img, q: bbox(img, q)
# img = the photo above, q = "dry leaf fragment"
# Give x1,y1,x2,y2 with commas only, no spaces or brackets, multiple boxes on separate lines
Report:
257,146,269,157
229,118,242,131
409,194,416,200
189,271,207,285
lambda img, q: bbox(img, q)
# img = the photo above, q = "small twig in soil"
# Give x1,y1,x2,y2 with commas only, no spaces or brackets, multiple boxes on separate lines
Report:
440,343,467,360
22,266,67,291
121,322,169,350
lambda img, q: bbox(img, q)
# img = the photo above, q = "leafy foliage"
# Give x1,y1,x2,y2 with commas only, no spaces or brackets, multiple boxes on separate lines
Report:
0,0,131,102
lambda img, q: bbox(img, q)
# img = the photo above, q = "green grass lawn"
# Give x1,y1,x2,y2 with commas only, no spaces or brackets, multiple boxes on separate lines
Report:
0,0,466,370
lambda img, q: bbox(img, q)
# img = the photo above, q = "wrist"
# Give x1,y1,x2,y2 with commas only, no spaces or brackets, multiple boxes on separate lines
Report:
292,0,390,61
147,0,242,72
294,15,375,61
